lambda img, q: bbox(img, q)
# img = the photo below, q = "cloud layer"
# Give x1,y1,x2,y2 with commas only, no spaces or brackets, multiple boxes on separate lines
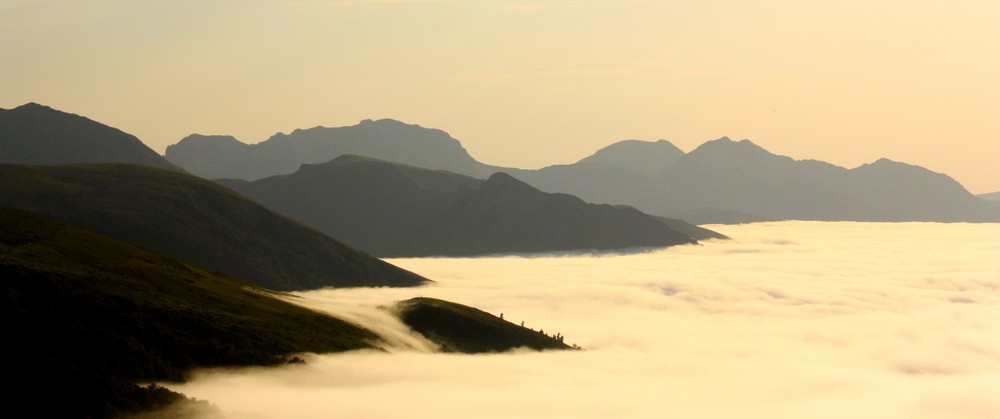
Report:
169,221,1000,418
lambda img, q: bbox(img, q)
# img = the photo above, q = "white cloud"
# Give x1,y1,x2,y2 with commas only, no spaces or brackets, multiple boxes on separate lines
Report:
167,221,1000,418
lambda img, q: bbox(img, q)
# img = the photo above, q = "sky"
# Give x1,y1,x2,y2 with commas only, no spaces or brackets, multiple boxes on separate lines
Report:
166,222,1000,418
1,1,998,193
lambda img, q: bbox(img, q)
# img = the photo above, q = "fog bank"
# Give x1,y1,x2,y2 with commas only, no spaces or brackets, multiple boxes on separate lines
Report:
170,222,1000,418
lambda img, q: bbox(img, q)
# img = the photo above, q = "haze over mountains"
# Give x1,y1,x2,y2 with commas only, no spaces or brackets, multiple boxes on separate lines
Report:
166,117,1000,224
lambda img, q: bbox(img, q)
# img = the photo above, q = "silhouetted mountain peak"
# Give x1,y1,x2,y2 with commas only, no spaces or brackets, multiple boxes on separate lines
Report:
167,117,499,180
481,171,540,195
175,133,243,146
0,103,184,172
13,102,53,112
578,139,685,174
684,137,784,166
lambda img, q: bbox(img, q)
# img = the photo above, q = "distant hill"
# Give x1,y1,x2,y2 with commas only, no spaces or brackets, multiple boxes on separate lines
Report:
395,297,574,353
977,191,1000,202
578,139,685,175
0,164,429,290
0,103,183,172
219,155,698,257
639,139,1000,222
0,204,379,417
517,137,1000,223
167,117,997,223
165,118,500,180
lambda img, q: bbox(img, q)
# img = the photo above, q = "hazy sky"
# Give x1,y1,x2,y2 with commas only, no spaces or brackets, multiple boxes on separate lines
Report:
169,222,1000,418
2,1,998,193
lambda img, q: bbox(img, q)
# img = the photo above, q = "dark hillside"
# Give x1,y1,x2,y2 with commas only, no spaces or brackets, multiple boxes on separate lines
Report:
0,103,183,172
0,205,379,417
230,156,699,257
0,163,429,290
395,297,574,353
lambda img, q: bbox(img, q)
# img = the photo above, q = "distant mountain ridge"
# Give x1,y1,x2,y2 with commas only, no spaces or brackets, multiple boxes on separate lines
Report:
0,103,184,172
166,118,499,180
0,163,428,290
219,155,698,257
166,117,998,223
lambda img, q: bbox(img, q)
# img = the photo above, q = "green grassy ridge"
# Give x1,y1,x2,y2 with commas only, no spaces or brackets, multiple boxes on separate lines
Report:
0,163,429,290
0,204,380,417
395,297,575,353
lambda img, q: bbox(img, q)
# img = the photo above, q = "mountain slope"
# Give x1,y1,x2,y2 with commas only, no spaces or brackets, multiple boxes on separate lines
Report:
0,204,380,417
0,103,183,172
166,118,500,180
222,155,698,257
0,163,429,290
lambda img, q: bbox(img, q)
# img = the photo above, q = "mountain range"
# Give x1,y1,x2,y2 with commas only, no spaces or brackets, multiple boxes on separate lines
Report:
166,118,1000,224
219,155,698,257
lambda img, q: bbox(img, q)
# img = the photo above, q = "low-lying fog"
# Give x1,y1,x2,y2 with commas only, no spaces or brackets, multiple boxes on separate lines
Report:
169,222,1000,418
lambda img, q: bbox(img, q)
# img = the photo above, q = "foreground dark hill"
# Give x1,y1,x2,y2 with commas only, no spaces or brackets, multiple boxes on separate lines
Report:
220,155,697,257
0,103,184,172
395,298,574,353
0,164,428,290
0,205,380,417
166,118,500,180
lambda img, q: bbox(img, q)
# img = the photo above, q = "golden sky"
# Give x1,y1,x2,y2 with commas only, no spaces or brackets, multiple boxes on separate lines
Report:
2,0,998,193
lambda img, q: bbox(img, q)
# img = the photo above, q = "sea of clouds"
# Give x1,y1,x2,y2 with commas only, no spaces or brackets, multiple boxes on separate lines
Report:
168,221,1000,418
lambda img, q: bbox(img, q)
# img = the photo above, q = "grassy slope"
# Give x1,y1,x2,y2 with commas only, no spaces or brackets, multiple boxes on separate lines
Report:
0,163,429,290
395,297,574,353
0,205,380,417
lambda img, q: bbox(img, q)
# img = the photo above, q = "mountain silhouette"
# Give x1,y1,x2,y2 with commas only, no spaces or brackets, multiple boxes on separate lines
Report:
578,139,685,175
0,103,183,172
170,118,998,223
166,118,499,180
0,163,429,290
220,155,698,257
